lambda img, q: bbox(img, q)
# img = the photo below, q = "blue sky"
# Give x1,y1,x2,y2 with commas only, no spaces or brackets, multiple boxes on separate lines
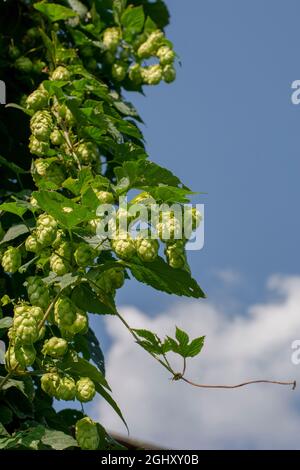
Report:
88,1,300,449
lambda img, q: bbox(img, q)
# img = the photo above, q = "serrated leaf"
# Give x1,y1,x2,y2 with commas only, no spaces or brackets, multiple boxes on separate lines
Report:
133,328,159,344
95,383,128,433
0,377,26,395
0,155,27,175
54,273,79,290
0,223,30,245
75,328,105,375
0,423,9,437
41,429,77,450
33,190,95,229
0,317,13,329
127,256,205,298
185,336,205,358
144,185,195,203
34,2,77,21
0,202,27,218
114,160,185,194
113,0,127,24
0,405,13,425
121,5,145,40
71,283,116,315
175,327,189,348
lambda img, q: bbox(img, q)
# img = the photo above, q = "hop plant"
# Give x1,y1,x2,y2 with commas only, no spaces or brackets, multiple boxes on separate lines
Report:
96,268,125,293
42,336,68,358
25,233,41,253
1,246,21,273
137,30,164,58
76,141,99,163
56,376,76,401
51,66,70,81
136,237,159,262
30,110,53,141
15,344,36,367
156,46,175,66
41,372,60,397
112,62,127,81
74,243,96,268
54,297,76,327
163,64,176,84
29,135,50,156
95,190,115,204
50,128,64,146
26,276,50,310
142,64,163,85
26,89,48,111
128,63,143,84
165,242,186,269
36,213,57,246
15,56,32,73
13,313,39,345
50,254,69,276
5,347,25,374
75,417,100,450
111,235,136,260
75,377,96,402
29,306,44,324
65,311,88,336
103,27,120,51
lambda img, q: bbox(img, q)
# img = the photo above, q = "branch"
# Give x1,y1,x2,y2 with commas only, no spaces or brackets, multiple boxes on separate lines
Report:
180,377,296,390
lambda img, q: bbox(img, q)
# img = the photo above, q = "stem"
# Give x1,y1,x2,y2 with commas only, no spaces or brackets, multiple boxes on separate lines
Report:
181,377,297,390
38,290,61,330
116,311,173,374
0,370,14,392
182,357,187,376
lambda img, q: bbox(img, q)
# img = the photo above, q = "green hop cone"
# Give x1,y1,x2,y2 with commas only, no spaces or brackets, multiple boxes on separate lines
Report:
50,128,64,146
157,46,175,66
74,243,96,268
157,215,183,241
36,213,57,246
25,233,41,253
102,27,120,51
112,62,127,82
13,303,30,317
52,229,66,249
15,344,36,367
107,268,125,289
56,375,76,401
75,377,96,403
29,135,50,156
136,237,159,262
95,190,115,204
192,208,202,229
15,56,33,73
29,306,44,324
54,103,75,126
1,246,21,273
30,195,39,209
137,30,164,58
128,63,143,85
76,142,99,164
142,64,163,85
111,235,136,260
5,347,25,374
75,417,100,450
41,372,60,397
8,44,21,59
30,110,53,141
54,297,76,327
51,66,70,81
26,276,50,310
26,89,49,111
13,314,38,345
42,336,68,358
165,242,186,269
50,254,69,276
163,64,176,84
66,311,88,336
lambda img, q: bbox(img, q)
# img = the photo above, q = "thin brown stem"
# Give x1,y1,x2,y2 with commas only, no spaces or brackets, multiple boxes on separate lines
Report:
181,377,296,390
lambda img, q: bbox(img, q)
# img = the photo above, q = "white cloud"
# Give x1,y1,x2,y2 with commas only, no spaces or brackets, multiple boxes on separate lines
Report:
213,267,243,286
95,275,300,450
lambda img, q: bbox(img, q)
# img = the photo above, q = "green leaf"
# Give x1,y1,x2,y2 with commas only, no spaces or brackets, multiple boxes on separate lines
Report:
144,185,195,203
74,328,105,375
0,423,9,437
33,190,95,229
34,2,77,21
60,354,110,390
41,429,77,450
175,327,189,348
185,336,205,358
0,223,30,245
0,317,13,329
144,16,157,33
127,256,206,298
0,202,27,218
114,160,185,194
71,283,116,315
121,6,145,40
113,0,127,24
52,273,79,290
0,405,13,425
0,377,26,395
95,383,128,433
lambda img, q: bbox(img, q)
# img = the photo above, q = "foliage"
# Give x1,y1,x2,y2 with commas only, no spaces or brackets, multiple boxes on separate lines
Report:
0,0,205,450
